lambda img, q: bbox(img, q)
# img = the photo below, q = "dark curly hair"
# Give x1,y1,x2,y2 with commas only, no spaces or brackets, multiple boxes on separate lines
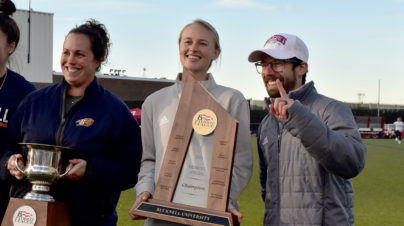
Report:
0,0,20,54
68,19,111,71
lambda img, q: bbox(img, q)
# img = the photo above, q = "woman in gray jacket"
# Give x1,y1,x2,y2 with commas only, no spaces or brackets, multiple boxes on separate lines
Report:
130,19,253,225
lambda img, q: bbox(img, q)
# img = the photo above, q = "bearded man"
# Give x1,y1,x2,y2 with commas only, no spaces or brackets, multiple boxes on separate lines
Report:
248,33,367,226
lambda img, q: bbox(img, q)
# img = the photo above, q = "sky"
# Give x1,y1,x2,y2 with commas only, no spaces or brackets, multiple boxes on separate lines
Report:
12,0,404,105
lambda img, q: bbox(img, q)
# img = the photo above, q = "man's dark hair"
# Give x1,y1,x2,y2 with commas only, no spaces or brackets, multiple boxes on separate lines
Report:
289,57,306,85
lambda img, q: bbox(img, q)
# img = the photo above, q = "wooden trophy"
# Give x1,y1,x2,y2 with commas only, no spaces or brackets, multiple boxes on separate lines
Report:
132,75,239,226
2,143,71,226
2,198,70,226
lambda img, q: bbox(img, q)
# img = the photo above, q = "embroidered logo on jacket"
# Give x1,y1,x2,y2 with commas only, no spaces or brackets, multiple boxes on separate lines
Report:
76,118,94,127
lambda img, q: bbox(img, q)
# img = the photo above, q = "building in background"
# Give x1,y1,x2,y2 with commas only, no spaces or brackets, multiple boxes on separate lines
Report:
11,9,404,133
11,9,174,109
11,9,53,84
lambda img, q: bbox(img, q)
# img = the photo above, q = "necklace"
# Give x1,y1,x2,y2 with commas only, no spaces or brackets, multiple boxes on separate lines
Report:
0,69,7,91
70,96,82,104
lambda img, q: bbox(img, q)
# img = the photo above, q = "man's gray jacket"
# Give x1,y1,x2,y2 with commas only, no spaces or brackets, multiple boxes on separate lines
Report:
257,81,366,226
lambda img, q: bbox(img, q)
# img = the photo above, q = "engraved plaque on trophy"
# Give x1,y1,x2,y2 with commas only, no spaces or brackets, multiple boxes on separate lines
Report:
132,75,239,226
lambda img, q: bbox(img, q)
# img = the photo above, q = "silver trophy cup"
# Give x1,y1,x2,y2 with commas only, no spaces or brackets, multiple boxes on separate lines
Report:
15,143,73,202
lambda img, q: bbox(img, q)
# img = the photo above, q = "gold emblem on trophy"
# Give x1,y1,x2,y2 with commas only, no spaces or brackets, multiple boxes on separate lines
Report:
192,109,217,136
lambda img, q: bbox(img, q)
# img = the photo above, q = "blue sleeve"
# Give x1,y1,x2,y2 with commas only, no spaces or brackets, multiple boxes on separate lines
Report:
0,98,28,181
0,79,35,164
82,106,143,192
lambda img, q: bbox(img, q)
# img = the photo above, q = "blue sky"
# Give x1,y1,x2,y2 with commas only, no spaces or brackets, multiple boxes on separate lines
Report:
13,0,404,104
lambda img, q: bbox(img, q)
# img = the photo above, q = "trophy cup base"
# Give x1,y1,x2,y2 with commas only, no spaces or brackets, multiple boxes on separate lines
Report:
24,192,55,202
1,198,70,226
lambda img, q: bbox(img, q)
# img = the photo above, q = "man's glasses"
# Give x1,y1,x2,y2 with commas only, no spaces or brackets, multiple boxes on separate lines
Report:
255,59,301,74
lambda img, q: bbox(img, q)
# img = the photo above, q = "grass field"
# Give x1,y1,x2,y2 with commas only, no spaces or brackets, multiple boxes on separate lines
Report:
353,139,404,226
116,137,404,225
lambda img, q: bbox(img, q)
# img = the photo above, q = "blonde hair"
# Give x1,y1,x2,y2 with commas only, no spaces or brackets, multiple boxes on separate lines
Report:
178,19,221,54
178,19,221,71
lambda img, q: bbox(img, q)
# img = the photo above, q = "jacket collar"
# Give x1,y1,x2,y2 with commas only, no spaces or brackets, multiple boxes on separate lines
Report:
288,81,316,102
268,81,316,104
61,76,99,96
174,73,216,97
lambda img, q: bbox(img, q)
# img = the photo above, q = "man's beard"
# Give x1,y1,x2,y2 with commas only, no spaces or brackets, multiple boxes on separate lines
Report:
265,73,297,98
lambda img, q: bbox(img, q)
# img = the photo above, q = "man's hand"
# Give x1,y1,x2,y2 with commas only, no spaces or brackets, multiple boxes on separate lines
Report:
270,79,294,119
129,192,151,220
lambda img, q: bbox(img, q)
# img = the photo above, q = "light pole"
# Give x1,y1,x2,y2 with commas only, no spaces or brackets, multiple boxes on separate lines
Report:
357,93,365,104
377,79,380,117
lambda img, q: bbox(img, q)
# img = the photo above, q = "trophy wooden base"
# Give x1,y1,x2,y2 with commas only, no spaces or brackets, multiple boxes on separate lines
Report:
132,199,239,226
1,198,70,226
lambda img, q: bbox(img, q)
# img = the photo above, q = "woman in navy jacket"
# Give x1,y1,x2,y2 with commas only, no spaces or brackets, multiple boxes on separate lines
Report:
0,0,36,222
2,19,142,225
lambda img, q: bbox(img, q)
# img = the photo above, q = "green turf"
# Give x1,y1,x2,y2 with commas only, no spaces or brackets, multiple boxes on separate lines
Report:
116,137,404,225
353,139,404,226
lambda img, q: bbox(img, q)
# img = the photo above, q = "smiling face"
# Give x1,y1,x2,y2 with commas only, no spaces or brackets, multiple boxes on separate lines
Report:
60,33,100,90
179,23,220,80
260,54,306,97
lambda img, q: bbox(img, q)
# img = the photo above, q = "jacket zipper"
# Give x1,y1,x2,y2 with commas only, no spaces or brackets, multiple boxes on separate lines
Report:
276,121,281,224
56,88,68,146
56,88,84,146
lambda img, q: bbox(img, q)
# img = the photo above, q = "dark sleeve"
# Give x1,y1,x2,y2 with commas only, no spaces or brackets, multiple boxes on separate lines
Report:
0,99,27,181
256,124,267,201
82,105,143,192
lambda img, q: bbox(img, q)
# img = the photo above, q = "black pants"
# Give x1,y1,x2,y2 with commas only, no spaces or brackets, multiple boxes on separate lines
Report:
0,181,11,222
395,130,402,141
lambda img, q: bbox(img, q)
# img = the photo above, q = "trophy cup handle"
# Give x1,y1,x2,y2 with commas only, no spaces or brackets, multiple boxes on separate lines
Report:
14,157,26,176
58,163,73,179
